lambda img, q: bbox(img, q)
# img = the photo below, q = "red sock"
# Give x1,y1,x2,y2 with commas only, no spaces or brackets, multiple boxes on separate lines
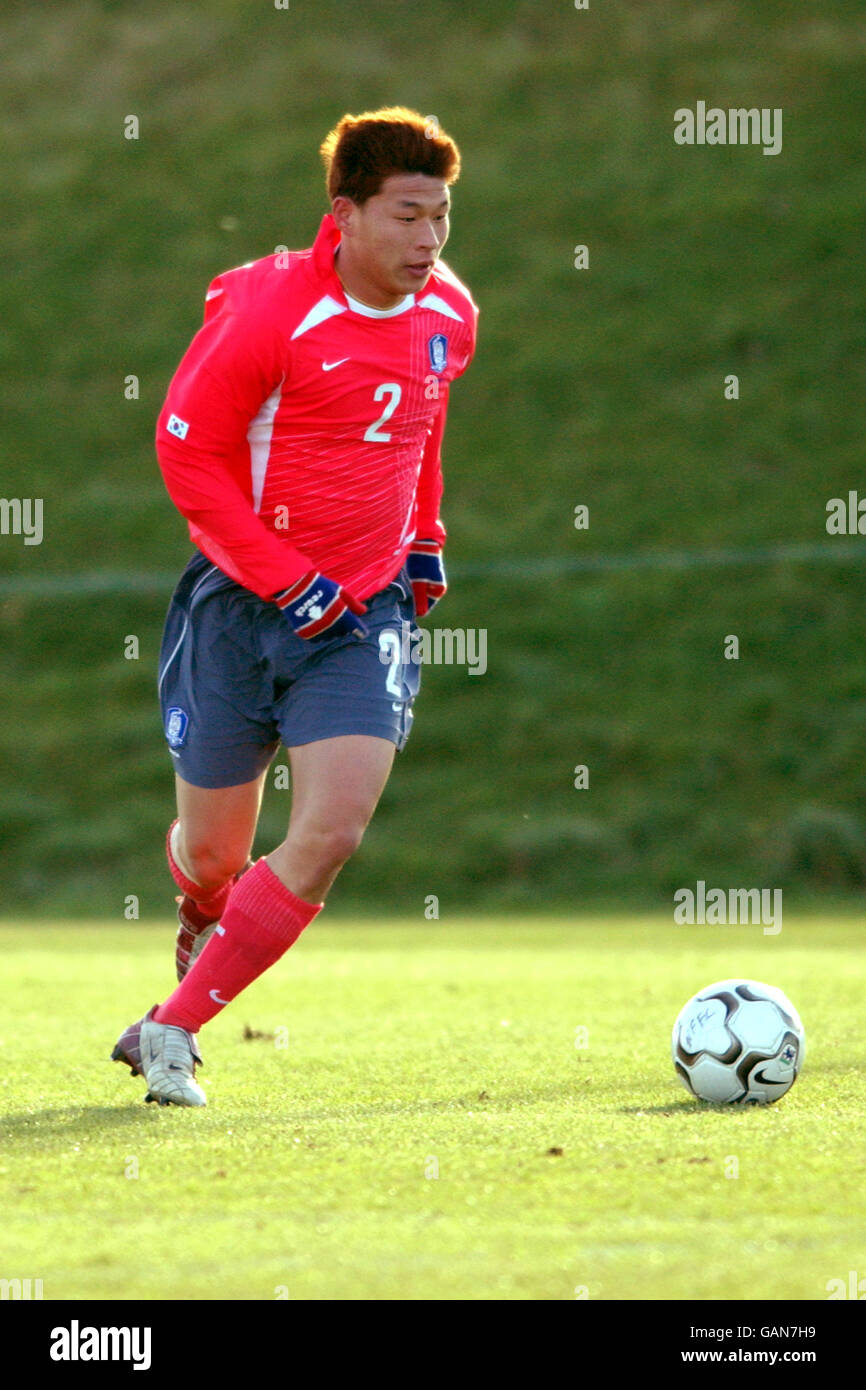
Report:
154,859,322,1032
166,820,233,919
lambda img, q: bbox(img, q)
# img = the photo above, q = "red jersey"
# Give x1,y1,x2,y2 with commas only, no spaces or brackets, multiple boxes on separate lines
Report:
156,213,478,601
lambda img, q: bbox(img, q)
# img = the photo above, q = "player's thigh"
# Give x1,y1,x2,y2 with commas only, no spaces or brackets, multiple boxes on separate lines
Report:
175,770,267,872
286,735,395,835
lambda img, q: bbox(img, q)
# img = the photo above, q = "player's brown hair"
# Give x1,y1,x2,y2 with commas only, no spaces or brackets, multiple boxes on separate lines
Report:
320,106,461,205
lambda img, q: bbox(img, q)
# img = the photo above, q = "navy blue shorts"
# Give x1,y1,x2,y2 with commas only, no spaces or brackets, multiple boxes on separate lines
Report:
157,552,421,789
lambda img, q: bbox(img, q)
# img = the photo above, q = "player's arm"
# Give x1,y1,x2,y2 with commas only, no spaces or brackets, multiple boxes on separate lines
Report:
157,279,366,640
156,282,312,599
407,385,449,617
409,299,478,617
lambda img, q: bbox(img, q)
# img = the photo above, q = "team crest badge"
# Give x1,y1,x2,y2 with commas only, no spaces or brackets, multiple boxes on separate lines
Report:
166,707,189,748
427,333,448,374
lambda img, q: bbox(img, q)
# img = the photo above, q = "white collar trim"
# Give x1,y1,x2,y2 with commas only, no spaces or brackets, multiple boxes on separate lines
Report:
344,290,414,319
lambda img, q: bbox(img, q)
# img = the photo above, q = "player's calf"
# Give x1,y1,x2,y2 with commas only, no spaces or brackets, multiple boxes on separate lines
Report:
167,820,253,979
174,858,252,981
174,896,221,982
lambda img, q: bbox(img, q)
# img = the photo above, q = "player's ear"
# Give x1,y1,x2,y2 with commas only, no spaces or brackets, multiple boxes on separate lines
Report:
331,196,358,235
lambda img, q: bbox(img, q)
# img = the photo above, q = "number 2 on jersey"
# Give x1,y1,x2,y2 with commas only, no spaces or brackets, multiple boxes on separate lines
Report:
364,383,402,442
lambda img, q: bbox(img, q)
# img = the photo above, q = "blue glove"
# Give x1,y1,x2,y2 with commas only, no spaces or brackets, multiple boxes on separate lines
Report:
275,570,369,643
407,540,446,617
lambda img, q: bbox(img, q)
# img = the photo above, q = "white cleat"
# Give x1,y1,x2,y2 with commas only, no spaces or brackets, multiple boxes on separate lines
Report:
139,1010,207,1108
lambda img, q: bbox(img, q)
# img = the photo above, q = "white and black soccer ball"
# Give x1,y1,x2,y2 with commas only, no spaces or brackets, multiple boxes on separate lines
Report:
671,979,805,1104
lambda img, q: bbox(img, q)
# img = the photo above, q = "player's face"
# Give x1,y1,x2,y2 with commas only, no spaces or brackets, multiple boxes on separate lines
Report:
333,173,451,308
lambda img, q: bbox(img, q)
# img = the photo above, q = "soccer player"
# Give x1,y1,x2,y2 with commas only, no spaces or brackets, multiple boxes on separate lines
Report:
112,107,478,1105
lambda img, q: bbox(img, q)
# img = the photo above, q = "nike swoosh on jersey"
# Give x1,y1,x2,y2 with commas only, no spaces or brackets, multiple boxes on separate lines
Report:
322,357,350,371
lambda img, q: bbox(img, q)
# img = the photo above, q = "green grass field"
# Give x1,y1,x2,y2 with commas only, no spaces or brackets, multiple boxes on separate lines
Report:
3,1,866,913
1,914,863,1301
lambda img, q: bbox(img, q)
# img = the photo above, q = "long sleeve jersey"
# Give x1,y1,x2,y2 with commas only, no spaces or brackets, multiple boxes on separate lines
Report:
155,212,478,601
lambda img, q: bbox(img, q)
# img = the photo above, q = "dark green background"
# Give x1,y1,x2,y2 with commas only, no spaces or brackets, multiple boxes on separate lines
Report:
1,0,864,914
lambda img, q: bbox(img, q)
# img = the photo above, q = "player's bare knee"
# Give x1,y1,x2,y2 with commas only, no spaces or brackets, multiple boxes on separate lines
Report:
182,837,248,894
296,821,366,874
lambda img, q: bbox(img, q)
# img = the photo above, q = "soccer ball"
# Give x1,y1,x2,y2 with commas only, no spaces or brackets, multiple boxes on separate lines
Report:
671,979,805,1104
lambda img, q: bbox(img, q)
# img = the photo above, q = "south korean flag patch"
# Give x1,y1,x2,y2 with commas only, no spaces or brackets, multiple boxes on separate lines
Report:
167,413,190,440
166,706,189,748
427,333,448,374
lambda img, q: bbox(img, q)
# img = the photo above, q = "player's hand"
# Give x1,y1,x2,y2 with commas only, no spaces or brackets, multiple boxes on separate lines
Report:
407,540,447,617
275,571,369,643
